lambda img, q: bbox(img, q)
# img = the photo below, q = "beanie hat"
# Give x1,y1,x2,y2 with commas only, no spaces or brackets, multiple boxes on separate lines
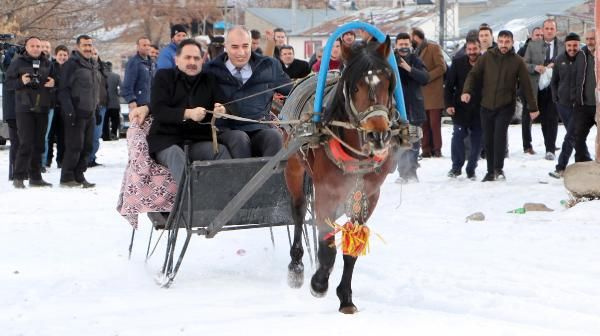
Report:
171,24,187,39
565,32,580,42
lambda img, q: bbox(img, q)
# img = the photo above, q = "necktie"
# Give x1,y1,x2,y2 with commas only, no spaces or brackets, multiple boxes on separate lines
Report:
545,42,552,62
234,67,244,83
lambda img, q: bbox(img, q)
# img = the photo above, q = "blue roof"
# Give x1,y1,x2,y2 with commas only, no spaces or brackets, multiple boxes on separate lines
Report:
245,7,348,35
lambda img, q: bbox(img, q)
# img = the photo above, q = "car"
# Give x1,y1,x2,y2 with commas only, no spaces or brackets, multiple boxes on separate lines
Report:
0,82,9,146
119,97,130,137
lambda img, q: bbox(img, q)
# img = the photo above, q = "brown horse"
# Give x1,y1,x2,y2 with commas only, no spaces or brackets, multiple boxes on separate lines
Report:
284,37,398,314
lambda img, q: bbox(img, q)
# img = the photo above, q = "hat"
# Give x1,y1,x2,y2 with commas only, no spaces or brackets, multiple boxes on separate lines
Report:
171,24,187,39
565,32,580,42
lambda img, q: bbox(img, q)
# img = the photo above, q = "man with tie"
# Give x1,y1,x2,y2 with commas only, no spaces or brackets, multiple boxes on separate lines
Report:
203,26,291,158
524,19,565,160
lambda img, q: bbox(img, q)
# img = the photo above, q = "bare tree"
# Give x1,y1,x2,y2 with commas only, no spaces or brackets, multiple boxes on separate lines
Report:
0,0,107,43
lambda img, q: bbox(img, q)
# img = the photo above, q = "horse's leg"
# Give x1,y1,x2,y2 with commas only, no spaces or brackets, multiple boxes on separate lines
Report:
336,190,382,314
310,187,339,297
285,154,307,288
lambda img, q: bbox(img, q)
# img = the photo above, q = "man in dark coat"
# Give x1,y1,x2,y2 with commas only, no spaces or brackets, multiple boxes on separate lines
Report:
5,36,57,188
279,45,310,79
393,32,430,183
445,39,483,180
58,35,101,187
44,45,69,168
463,30,539,182
572,30,597,163
203,26,291,158
2,44,20,181
549,33,584,178
148,39,231,185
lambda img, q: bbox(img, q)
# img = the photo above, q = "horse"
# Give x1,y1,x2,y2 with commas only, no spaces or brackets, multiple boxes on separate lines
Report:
283,37,399,314
207,35,225,60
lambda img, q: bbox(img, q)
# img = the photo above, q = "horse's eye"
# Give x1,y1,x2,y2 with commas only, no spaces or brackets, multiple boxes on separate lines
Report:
353,87,359,93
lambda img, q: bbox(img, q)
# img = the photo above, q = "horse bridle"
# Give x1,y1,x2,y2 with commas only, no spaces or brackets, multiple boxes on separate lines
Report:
334,68,396,157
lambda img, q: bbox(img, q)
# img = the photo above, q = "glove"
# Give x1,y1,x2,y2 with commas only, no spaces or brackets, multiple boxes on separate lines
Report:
95,108,102,126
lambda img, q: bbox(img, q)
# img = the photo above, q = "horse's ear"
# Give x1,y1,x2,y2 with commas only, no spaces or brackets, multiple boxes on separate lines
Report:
376,36,391,58
341,39,352,62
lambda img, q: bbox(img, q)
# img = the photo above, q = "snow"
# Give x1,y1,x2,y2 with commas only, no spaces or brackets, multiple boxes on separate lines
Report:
1,124,600,335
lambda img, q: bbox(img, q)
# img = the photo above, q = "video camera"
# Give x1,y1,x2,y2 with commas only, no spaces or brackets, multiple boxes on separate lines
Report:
0,33,25,72
29,59,41,89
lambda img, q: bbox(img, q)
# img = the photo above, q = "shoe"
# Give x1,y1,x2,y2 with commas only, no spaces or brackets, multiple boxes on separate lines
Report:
57,162,62,169
60,180,83,187
110,134,119,141
29,179,52,187
545,152,555,160
481,172,495,182
467,171,476,180
421,152,432,158
41,166,47,173
524,147,536,155
88,160,103,168
395,177,406,184
45,162,51,168
447,169,461,178
79,179,96,188
433,151,442,158
495,170,506,181
13,179,26,189
549,170,564,179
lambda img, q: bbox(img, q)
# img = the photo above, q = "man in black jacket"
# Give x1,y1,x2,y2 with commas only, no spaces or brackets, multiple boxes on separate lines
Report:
572,30,597,163
58,35,100,187
5,36,57,188
102,62,121,141
445,39,483,180
393,32,430,183
203,26,291,158
548,33,584,178
279,45,310,80
148,39,231,185
44,44,69,168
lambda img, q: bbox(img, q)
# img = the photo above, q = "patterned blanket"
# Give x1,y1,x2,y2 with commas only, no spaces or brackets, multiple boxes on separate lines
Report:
116,118,177,228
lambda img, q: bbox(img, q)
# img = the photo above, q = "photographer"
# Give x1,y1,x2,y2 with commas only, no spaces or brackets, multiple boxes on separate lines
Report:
5,36,57,188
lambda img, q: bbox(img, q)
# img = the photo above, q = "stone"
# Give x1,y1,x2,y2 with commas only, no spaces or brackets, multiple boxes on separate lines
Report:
564,162,600,197
523,203,553,212
466,212,485,221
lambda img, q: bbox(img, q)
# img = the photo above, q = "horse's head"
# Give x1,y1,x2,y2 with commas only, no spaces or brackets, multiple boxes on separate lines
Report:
208,35,225,60
327,36,396,156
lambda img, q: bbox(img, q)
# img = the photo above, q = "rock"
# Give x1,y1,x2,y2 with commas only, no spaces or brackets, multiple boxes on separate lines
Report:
523,202,553,212
466,212,485,221
564,162,600,197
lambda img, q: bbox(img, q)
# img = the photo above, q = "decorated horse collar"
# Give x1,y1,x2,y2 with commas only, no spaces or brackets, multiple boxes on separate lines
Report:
323,138,389,175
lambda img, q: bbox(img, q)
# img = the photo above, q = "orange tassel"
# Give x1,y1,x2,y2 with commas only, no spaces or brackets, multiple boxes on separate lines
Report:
325,219,372,257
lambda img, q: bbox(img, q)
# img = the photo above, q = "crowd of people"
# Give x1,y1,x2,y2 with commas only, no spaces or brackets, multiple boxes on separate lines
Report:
1,18,597,190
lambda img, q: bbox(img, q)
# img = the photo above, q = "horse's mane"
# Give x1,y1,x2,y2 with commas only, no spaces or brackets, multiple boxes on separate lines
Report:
323,41,395,124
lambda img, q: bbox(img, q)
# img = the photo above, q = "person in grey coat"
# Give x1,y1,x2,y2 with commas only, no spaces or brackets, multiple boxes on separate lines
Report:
103,62,121,140
523,19,565,159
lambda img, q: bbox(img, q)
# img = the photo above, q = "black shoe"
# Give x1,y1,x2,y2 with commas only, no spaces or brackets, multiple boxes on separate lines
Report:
79,179,96,188
481,172,495,182
467,171,476,180
549,170,564,179
110,134,119,141
40,166,47,173
13,179,26,189
60,180,82,187
57,162,62,169
447,169,461,178
495,170,506,181
88,160,103,168
29,179,52,187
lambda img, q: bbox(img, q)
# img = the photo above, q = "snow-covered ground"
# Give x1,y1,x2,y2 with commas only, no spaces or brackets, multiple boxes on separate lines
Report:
1,124,599,336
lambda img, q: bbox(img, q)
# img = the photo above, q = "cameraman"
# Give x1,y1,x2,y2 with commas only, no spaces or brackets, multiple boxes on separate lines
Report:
393,32,430,183
5,36,56,188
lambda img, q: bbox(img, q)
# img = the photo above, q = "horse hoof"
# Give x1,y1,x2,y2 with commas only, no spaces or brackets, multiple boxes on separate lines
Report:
287,262,304,288
310,274,329,298
338,304,358,314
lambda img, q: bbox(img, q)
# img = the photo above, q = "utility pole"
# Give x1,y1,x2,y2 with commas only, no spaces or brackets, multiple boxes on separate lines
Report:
595,0,600,162
439,0,446,46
